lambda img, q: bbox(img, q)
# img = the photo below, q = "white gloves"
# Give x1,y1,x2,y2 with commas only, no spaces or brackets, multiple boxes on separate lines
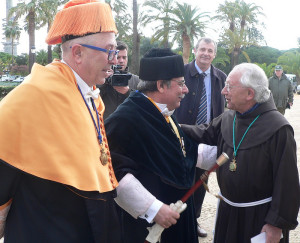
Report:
197,144,217,170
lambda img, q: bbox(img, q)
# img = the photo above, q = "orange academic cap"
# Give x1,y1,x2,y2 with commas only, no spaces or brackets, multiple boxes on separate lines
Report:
45,0,117,45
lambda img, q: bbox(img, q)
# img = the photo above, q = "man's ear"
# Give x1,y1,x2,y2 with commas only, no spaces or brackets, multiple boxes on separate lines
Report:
71,44,83,64
247,87,255,101
157,80,165,93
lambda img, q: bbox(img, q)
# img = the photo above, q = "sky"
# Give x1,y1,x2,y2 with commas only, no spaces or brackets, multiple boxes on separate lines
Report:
1,0,300,55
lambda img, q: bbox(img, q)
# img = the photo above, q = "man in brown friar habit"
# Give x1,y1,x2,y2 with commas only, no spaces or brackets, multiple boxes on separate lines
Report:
181,63,300,243
0,1,122,242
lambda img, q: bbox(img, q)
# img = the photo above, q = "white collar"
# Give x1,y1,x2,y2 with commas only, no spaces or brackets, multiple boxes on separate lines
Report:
61,59,94,98
142,93,174,117
156,103,174,117
194,62,211,76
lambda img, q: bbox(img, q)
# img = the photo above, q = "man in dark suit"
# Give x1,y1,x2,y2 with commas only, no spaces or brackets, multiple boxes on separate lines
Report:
174,37,227,237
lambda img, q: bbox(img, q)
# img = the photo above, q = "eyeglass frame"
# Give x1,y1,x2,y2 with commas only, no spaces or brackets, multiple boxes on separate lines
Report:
175,80,186,88
224,82,246,92
70,44,119,61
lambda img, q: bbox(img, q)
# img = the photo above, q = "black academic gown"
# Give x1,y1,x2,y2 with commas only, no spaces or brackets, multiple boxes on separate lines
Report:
98,83,131,120
181,96,300,243
0,160,121,243
105,91,199,243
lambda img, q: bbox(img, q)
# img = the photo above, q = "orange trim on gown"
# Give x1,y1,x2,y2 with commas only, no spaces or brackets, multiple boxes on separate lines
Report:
0,61,118,193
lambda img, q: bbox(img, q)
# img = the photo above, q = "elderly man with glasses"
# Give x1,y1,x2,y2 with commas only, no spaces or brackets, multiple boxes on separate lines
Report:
181,63,300,243
0,1,121,242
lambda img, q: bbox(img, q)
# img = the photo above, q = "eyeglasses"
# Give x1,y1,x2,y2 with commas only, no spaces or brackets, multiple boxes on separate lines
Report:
174,80,186,87
79,44,119,61
224,83,245,92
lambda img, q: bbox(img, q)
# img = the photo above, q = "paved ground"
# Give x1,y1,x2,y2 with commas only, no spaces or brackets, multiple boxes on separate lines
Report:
198,94,300,243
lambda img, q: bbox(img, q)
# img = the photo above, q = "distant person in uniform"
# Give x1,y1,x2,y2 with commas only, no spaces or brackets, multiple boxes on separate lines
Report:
269,65,293,115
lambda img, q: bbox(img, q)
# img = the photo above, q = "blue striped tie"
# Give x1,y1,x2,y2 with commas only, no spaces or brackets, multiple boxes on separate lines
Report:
196,73,207,125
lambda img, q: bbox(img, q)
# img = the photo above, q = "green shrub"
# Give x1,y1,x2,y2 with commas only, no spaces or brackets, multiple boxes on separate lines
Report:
0,86,16,100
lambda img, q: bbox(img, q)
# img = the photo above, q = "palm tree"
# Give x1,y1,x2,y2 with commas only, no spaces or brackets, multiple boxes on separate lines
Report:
105,0,131,41
105,0,128,13
278,51,300,78
234,1,263,67
131,0,140,74
143,0,175,48
169,3,209,64
9,0,38,72
9,0,67,71
36,49,48,65
238,1,263,33
37,0,67,64
214,0,264,68
257,62,277,78
2,19,21,69
0,53,13,75
222,28,251,67
212,47,230,68
213,0,238,32
237,0,264,46
106,0,142,73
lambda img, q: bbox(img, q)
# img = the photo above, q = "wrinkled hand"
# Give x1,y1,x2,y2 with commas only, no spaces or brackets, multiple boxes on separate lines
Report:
113,86,129,94
261,224,282,243
153,204,180,228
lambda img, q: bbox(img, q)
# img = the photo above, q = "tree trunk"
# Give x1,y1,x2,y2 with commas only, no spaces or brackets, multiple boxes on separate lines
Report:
131,0,140,75
11,38,14,71
47,23,52,64
48,45,52,64
28,10,36,73
182,34,191,64
229,21,235,32
163,20,170,48
231,47,240,69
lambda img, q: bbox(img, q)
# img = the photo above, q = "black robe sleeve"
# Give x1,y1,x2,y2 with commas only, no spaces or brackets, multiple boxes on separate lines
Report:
265,126,300,229
180,114,222,145
0,160,21,206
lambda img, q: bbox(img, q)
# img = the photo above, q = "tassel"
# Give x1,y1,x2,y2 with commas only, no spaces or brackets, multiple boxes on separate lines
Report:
46,1,117,45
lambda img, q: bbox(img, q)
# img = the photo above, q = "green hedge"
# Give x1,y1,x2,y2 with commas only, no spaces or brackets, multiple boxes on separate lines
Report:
0,86,16,100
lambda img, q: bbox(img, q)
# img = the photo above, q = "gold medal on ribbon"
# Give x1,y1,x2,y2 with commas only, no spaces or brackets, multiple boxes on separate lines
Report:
231,114,260,172
229,156,237,172
100,146,108,166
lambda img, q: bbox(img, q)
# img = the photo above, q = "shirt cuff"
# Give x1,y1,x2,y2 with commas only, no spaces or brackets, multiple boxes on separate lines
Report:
139,199,163,223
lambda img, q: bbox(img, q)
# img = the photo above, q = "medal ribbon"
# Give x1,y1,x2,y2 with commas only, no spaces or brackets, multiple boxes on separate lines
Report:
77,85,102,144
147,96,186,156
169,117,186,157
233,114,260,157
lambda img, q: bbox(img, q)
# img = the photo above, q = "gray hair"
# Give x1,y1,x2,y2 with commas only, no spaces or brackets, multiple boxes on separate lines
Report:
61,34,99,57
232,63,270,103
195,37,217,53
137,80,172,93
